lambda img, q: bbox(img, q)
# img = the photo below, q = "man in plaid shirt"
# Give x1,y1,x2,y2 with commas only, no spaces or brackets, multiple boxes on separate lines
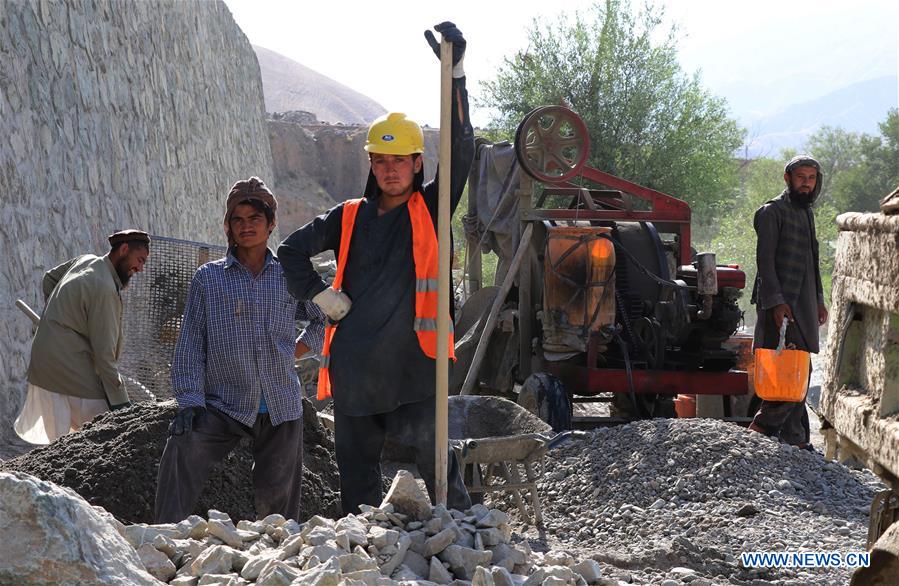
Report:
154,177,324,523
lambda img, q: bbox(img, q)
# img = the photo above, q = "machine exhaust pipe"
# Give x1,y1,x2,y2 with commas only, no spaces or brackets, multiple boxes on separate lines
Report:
696,253,717,320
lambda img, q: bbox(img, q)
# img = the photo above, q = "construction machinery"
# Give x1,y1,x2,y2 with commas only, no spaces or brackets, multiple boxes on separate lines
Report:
817,192,899,585
454,106,752,428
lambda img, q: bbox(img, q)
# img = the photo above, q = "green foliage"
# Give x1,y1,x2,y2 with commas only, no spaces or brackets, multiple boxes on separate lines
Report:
451,186,499,292
878,108,899,185
480,0,744,228
806,108,899,211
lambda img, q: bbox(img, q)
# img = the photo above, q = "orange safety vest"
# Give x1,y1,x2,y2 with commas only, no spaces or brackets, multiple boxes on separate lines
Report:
317,193,456,400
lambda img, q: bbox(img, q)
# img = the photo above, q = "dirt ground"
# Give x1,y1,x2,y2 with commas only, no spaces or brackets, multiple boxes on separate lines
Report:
0,399,341,524
0,373,829,530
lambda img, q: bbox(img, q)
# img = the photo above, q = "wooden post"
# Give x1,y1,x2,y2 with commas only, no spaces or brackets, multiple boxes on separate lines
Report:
434,36,453,508
518,175,534,380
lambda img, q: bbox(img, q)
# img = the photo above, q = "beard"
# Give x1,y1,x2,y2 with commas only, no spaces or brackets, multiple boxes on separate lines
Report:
115,261,132,288
788,187,815,208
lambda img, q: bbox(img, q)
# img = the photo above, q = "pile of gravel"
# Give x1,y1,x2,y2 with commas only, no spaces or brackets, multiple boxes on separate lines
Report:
523,418,882,585
0,399,341,524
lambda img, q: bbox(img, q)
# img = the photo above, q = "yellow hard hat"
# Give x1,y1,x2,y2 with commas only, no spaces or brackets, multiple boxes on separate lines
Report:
364,112,424,155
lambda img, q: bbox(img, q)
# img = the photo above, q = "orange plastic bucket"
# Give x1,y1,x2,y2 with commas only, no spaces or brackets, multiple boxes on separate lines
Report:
752,348,810,402
674,394,696,418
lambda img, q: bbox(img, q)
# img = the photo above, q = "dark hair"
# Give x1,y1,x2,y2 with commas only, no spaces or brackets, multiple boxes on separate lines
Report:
110,240,150,254
231,198,275,224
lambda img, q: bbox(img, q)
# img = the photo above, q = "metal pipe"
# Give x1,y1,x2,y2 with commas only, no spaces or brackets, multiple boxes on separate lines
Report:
696,253,718,295
696,252,717,320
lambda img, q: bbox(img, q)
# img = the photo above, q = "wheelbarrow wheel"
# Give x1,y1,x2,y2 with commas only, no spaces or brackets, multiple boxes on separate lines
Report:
518,372,572,432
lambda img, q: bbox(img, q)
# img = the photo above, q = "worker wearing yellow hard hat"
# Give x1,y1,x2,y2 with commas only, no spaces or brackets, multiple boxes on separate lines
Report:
279,21,473,514
364,112,426,155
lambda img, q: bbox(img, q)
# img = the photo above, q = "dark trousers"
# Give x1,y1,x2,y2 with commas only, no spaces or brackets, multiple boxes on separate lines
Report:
752,398,810,445
335,398,471,514
154,406,303,523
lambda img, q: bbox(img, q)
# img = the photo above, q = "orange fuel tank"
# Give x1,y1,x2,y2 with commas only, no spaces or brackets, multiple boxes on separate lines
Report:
542,226,616,353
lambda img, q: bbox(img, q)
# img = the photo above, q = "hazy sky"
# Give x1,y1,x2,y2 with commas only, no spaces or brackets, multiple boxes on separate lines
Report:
223,0,898,128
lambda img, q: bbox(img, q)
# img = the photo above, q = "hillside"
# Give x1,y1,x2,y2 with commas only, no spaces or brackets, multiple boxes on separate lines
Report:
253,45,386,124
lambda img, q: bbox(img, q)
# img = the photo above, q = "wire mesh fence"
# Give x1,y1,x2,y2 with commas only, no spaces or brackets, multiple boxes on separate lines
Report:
120,235,226,402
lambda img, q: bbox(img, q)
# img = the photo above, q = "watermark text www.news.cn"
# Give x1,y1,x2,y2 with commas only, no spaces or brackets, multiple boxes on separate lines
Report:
741,551,870,569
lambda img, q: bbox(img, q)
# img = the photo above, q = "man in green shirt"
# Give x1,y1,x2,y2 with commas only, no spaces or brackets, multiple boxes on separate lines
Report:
16,230,150,444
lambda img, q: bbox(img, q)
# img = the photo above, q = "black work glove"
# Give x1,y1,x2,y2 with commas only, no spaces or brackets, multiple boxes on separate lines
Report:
108,401,132,411
168,406,206,436
424,21,466,77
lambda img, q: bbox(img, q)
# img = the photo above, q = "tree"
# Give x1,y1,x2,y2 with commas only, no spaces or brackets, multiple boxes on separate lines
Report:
877,108,899,188
480,0,745,230
805,109,899,212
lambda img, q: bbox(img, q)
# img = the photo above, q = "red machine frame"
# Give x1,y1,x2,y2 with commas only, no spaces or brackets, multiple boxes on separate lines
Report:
514,168,748,399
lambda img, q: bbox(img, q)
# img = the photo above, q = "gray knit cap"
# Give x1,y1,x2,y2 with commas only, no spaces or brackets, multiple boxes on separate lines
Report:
784,154,821,174
784,154,823,202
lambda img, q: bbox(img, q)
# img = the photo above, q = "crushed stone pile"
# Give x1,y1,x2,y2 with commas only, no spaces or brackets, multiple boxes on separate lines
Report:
0,399,341,524
522,418,883,585
124,472,607,585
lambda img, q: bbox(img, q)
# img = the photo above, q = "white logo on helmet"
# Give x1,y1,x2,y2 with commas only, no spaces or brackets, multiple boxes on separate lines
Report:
381,134,395,142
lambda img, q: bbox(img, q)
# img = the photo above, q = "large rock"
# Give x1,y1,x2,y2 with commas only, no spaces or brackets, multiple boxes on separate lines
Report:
266,117,439,227
382,469,433,521
438,544,493,580
136,543,177,582
0,472,158,584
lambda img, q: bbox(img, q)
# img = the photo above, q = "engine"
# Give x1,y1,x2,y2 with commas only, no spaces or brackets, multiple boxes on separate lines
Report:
611,221,745,372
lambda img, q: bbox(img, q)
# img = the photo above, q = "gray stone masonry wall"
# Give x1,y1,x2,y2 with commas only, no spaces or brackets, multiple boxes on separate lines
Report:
820,212,899,482
0,0,274,443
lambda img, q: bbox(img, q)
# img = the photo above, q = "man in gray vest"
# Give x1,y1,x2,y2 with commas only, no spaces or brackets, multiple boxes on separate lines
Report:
748,155,828,448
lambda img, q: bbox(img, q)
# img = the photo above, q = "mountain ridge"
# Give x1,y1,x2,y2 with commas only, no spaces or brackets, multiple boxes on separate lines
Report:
741,75,897,156
253,45,386,124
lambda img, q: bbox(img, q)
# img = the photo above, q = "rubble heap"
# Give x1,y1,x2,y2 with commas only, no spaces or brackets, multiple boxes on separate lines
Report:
529,418,883,585
125,471,606,585
0,399,341,524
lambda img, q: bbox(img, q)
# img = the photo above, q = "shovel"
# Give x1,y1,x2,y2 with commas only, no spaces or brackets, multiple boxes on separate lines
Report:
16,299,41,324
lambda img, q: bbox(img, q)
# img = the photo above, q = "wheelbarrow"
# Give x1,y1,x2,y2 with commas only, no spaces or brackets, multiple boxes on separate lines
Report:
451,430,586,525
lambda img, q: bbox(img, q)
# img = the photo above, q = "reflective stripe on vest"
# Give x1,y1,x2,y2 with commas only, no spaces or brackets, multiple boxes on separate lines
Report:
316,193,456,400
406,192,455,360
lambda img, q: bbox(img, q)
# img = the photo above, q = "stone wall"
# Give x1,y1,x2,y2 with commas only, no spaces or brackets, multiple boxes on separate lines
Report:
0,1,274,443
819,212,899,481
269,120,439,230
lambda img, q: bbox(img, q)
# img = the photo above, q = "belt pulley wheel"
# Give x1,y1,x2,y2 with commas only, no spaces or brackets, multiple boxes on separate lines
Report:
632,316,665,369
514,106,590,182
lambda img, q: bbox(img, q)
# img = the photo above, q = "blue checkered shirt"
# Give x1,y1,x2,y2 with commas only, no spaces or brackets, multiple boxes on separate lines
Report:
171,250,325,426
